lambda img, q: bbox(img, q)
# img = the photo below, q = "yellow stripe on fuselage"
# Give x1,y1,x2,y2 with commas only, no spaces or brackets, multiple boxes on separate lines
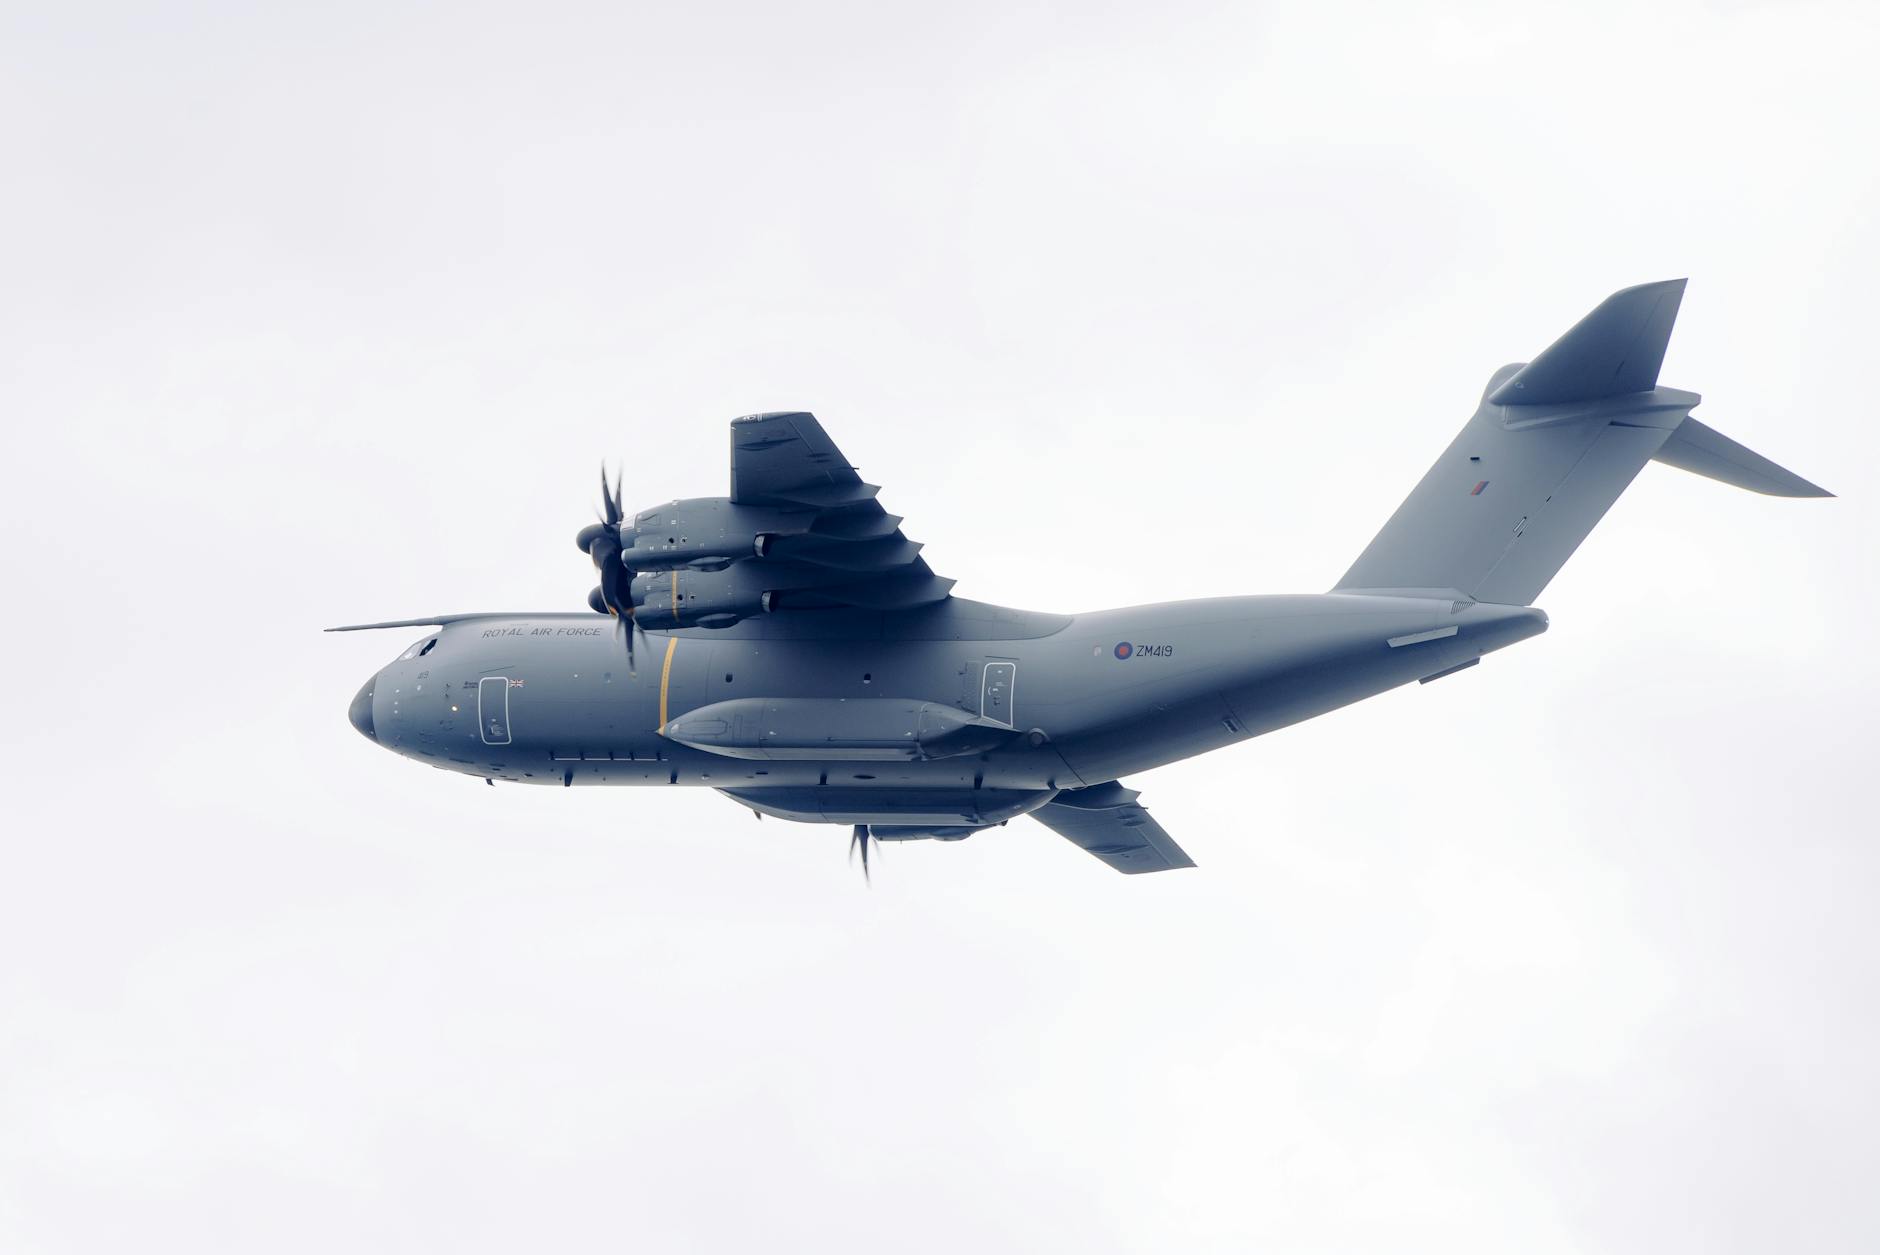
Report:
657,636,678,730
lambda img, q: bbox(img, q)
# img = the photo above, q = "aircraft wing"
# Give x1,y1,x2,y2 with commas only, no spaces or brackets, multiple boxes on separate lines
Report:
728,411,953,611
1031,782,1197,874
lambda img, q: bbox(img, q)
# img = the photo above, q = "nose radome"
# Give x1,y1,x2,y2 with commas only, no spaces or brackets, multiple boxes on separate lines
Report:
348,679,376,740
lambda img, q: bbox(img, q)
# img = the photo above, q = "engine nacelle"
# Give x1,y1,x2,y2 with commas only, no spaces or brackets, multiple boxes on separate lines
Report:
618,497,806,571
630,563,769,629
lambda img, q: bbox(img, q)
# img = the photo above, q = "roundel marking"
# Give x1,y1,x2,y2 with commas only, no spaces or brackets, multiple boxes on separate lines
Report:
1113,641,1133,660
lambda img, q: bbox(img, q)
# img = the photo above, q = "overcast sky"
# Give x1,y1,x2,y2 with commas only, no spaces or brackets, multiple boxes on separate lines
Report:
4,1,1877,1251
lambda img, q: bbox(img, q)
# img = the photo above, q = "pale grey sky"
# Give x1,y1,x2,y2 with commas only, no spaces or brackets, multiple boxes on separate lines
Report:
3,2,1877,1251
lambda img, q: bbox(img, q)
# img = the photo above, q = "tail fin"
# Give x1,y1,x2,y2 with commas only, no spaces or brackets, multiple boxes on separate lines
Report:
1335,280,1830,606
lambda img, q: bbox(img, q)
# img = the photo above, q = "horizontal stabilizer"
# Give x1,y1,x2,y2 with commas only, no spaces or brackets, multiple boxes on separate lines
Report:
1032,782,1195,874
1489,279,1685,406
1653,417,1832,497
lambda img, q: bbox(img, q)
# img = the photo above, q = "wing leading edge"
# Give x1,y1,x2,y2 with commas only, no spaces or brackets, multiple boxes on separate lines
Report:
1032,782,1196,874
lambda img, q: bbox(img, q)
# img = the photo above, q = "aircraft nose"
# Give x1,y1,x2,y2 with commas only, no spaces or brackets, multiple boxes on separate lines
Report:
348,678,376,740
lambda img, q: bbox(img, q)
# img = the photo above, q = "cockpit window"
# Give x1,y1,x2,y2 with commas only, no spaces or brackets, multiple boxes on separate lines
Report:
397,635,439,662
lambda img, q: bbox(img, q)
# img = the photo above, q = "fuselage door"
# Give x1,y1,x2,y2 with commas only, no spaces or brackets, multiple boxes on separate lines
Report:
980,661,1016,727
478,676,512,745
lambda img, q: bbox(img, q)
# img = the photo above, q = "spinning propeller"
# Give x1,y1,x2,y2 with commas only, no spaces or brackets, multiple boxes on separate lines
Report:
575,466,640,672
849,824,873,885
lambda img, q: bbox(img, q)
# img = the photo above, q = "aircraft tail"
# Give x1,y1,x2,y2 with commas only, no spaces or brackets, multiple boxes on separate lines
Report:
1335,280,1830,606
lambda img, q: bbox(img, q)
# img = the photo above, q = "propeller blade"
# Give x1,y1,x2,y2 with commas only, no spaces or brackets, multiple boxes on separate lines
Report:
579,464,639,672
596,554,622,610
600,465,619,526
849,824,872,885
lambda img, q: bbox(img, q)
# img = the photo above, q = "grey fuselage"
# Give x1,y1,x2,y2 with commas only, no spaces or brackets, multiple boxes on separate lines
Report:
349,593,1546,827
342,283,1834,838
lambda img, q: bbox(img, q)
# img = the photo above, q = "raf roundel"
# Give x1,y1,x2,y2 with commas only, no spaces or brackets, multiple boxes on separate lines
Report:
1113,641,1133,660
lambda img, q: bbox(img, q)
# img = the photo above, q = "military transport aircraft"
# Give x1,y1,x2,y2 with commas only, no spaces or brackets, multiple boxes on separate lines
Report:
334,280,1829,875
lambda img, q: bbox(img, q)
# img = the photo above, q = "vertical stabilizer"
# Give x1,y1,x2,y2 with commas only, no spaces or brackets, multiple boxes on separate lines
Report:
1336,280,1829,606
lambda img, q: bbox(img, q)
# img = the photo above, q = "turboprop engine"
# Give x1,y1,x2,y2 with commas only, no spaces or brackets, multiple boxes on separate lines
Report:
616,497,807,571
628,565,772,630
572,465,954,645
576,491,807,632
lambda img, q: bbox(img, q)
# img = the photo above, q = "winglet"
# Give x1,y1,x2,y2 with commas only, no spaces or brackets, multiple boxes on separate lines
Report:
1489,279,1687,406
